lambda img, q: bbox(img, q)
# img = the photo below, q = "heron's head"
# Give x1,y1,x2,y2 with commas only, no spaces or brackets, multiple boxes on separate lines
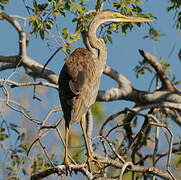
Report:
95,10,151,23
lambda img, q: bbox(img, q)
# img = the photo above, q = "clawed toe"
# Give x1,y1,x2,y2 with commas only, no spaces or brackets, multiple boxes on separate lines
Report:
87,157,102,173
63,160,73,175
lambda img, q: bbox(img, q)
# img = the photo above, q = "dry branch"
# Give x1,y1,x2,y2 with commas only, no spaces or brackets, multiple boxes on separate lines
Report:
1,10,181,180
30,154,175,180
139,49,178,91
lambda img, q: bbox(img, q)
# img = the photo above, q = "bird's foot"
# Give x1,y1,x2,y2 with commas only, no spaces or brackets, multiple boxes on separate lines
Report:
87,156,101,173
63,159,73,176
63,158,72,166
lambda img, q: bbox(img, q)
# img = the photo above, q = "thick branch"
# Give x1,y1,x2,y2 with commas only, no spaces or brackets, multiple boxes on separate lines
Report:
103,65,133,90
0,63,17,71
97,87,181,105
97,155,174,180
30,164,90,180
0,11,23,33
31,155,174,180
0,55,18,63
139,50,178,91
0,11,26,56
21,56,58,84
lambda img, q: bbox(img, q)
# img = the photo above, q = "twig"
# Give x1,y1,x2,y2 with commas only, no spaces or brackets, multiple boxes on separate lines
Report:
126,108,175,179
1,84,41,124
42,46,62,73
0,78,58,89
103,136,125,163
119,161,133,180
96,154,174,180
38,139,55,168
149,122,175,180
27,109,63,155
41,107,62,127
100,110,126,156
153,126,159,166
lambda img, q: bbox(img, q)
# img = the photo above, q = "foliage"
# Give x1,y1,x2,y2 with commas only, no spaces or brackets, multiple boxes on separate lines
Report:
167,0,181,29
24,0,154,53
1,0,181,180
0,0,9,10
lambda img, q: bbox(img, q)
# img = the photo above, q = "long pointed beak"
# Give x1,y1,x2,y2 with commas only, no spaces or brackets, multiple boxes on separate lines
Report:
121,16,152,22
115,13,152,22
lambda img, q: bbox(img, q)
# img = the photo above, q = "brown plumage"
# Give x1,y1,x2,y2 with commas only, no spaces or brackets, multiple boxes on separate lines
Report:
58,48,99,125
58,10,151,170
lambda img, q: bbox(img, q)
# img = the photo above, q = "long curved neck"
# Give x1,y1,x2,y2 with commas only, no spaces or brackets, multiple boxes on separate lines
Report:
88,15,107,71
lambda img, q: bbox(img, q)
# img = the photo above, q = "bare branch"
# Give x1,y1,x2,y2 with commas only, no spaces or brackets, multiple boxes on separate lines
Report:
30,153,175,180
30,164,90,180
0,11,58,84
0,11,27,56
120,161,133,180
103,65,133,90
96,155,174,180
0,78,58,89
1,84,41,124
103,136,125,163
0,63,16,71
0,55,18,63
41,107,62,127
139,50,178,91
0,11,24,34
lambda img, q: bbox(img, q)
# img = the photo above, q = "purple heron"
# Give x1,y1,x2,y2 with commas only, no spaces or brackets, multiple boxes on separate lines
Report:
58,10,151,170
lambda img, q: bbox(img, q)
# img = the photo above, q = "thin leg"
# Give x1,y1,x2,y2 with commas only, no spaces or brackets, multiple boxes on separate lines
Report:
80,114,101,172
63,123,72,165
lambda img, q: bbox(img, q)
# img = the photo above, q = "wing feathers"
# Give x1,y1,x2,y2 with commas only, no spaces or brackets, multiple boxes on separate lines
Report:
59,48,97,124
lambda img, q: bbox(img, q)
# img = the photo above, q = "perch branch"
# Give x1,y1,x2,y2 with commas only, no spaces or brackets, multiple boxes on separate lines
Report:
31,154,175,180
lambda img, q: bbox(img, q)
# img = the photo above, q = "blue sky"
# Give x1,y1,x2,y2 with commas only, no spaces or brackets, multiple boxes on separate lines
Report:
0,0,181,179
1,0,180,94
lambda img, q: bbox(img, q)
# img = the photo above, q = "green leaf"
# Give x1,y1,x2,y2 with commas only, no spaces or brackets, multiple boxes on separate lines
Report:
9,123,18,128
13,162,18,172
22,168,27,175
175,80,181,85
95,0,101,11
0,127,5,132
46,21,53,29
103,36,107,43
107,35,112,44
68,33,80,42
55,0,62,10
38,3,48,11
174,155,181,168
39,29,45,40
33,0,38,8
0,134,8,141
0,0,9,4
107,30,112,35
62,28,69,39
135,0,143,4
132,117,137,128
